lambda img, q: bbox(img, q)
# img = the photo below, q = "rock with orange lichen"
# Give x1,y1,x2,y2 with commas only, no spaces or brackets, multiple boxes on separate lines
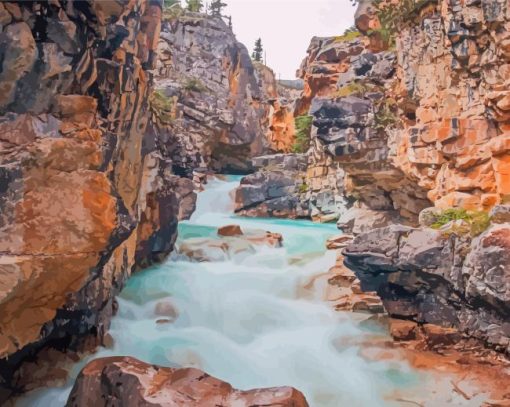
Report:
66,357,309,407
0,0,196,401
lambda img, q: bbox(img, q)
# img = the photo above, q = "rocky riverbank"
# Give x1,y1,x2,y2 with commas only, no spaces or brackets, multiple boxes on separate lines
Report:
234,0,510,360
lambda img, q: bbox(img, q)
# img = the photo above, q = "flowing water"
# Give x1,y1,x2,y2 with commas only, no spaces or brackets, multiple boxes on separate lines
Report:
19,176,477,406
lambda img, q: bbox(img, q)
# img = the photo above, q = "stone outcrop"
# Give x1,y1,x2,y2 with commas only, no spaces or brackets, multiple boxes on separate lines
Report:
66,357,309,407
152,11,273,175
0,0,196,399
300,35,431,225
234,154,309,219
343,215,510,353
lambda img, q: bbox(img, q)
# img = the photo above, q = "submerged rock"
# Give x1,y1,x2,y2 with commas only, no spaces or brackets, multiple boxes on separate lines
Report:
66,357,309,407
218,225,243,237
178,228,283,262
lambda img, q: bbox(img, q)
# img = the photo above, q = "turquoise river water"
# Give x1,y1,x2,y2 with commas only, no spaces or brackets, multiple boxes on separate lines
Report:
18,176,479,406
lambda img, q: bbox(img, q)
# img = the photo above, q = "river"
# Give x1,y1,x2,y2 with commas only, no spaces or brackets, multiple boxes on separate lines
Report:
18,176,478,406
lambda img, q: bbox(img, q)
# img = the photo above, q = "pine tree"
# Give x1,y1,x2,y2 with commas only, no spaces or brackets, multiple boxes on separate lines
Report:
185,0,203,12
227,16,232,30
252,38,263,62
209,0,227,16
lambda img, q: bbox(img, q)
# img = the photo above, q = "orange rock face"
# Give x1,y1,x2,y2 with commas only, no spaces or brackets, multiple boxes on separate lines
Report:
392,1,510,210
67,357,310,407
0,0,194,400
297,0,510,222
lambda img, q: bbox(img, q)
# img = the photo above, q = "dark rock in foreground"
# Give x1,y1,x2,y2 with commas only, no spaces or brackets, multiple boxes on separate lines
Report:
66,357,309,407
343,222,510,354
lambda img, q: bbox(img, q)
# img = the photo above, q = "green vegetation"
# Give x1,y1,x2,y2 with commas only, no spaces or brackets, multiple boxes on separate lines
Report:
184,78,207,93
185,0,203,12
430,208,491,237
252,38,263,62
370,0,435,46
298,181,309,194
164,0,180,8
150,90,175,124
334,82,370,98
374,98,399,131
163,0,184,19
291,115,314,154
334,26,361,43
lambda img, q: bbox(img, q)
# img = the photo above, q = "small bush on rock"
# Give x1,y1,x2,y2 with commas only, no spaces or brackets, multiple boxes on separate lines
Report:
150,90,175,124
334,28,361,43
334,82,370,98
291,115,313,153
430,208,491,237
184,78,207,93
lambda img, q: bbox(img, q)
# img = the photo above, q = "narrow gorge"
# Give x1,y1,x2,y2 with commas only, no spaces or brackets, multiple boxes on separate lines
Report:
0,0,509,406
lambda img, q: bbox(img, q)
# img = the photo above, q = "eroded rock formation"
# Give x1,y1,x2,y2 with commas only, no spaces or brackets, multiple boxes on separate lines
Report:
0,0,196,399
66,357,309,407
344,210,510,353
336,0,510,354
152,11,274,175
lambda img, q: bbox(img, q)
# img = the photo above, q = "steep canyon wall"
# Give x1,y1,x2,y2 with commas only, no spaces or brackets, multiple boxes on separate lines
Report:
0,0,198,399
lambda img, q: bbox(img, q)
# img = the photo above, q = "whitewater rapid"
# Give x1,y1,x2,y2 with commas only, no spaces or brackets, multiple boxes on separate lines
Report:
19,175,471,407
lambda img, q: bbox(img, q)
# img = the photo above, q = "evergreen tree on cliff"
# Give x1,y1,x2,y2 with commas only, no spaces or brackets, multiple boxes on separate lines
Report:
252,38,263,62
186,0,203,12
209,0,227,16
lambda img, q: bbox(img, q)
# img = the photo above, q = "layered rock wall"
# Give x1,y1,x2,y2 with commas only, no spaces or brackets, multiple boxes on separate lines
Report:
152,12,273,175
0,0,195,399
393,0,510,210
340,0,510,353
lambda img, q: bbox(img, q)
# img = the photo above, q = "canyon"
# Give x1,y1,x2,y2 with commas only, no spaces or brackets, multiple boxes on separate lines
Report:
0,0,509,405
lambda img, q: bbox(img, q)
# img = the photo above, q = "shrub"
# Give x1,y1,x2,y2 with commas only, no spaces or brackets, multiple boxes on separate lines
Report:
298,182,308,194
291,115,313,153
370,0,435,47
334,29,361,43
374,98,398,130
150,90,175,124
163,0,184,19
430,208,491,237
334,82,370,98
183,78,207,93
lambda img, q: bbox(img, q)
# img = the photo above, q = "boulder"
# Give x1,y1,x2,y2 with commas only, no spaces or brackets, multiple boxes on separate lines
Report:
66,357,309,407
218,225,243,237
337,206,399,235
389,319,418,341
343,222,510,352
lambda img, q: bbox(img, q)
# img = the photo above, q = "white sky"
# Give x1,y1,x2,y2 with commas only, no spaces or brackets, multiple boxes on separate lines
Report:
223,0,356,79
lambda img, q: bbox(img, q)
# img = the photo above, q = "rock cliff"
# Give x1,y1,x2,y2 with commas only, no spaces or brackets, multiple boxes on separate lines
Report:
335,0,510,353
344,210,510,353
0,0,196,400
152,11,274,175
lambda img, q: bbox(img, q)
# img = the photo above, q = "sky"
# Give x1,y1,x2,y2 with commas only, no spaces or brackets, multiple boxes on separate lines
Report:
222,0,356,79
